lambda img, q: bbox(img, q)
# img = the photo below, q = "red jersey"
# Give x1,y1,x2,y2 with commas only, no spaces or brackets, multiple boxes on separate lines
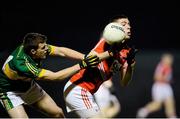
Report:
70,38,130,94
154,62,172,83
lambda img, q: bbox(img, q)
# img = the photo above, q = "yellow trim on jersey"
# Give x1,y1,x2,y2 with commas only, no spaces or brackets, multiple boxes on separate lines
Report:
25,62,38,75
37,69,46,79
24,56,40,76
3,64,19,80
3,64,33,80
48,45,56,55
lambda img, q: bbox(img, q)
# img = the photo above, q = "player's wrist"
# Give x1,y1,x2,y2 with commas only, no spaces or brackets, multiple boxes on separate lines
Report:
79,54,88,69
79,60,87,69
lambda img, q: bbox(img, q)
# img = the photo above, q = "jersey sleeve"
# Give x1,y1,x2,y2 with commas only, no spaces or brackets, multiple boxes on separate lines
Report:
47,44,56,55
93,38,106,53
13,58,46,79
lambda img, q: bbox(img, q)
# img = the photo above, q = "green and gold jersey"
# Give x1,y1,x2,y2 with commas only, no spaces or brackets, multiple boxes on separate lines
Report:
0,44,55,92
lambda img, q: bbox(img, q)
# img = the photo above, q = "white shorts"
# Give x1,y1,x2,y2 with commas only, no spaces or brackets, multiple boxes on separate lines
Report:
63,81,102,118
152,83,173,101
0,81,46,110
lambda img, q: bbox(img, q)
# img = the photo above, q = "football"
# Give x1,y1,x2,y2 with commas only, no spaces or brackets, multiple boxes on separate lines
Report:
102,22,126,45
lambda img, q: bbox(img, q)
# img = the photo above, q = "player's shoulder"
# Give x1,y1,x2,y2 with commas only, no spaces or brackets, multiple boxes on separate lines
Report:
11,45,33,64
92,38,107,53
11,45,25,57
95,38,106,47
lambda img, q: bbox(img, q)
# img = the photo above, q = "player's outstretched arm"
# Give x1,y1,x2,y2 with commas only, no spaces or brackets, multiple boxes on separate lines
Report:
88,50,116,62
37,54,100,81
51,46,85,60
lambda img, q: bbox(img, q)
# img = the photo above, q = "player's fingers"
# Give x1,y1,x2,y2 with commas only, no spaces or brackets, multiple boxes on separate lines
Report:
86,55,99,62
86,55,98,59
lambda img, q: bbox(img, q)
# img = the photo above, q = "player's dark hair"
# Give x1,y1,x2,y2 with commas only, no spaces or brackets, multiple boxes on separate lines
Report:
100,14,129,39
110,14,128,23
23,32,47,54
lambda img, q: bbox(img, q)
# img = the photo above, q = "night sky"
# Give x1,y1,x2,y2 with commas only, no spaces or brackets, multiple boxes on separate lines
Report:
1,0,179,52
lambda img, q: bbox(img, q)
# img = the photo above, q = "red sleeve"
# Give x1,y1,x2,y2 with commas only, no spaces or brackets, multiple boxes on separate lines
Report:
119,48,130,64
92,38,106,53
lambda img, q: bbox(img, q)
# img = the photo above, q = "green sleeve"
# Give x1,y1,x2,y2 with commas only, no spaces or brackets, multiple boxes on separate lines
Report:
13,58,41,78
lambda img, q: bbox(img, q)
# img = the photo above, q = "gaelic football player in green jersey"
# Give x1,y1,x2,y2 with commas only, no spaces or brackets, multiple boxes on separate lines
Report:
0,32,101,118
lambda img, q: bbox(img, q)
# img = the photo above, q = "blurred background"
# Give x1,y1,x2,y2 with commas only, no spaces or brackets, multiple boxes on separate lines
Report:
0,0,179,117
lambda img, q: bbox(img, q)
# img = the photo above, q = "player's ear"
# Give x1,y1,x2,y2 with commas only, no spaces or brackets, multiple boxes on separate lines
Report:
30,49,36,55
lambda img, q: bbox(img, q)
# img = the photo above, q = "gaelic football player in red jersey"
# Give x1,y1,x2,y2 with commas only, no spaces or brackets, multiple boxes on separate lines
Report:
137,53,177,118
63,15,138,118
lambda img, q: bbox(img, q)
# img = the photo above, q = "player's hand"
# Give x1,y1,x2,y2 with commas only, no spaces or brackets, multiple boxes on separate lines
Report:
126,46,138,64
79,54,100,69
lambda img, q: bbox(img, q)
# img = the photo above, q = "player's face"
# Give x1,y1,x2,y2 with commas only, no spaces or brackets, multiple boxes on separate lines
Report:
116,18,131,40
34,42,49,59
162,55,174,66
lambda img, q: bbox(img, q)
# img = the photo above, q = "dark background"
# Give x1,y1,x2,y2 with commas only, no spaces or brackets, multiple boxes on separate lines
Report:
0,0,180,118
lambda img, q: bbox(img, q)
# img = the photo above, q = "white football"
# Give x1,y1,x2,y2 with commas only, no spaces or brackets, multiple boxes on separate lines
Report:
102,22,126,45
